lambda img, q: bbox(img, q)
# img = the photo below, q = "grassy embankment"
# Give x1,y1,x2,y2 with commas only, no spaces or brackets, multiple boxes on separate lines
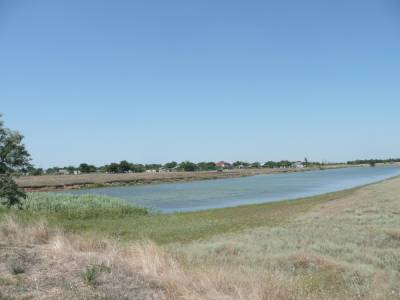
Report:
1,176,400,299
1,188,353,244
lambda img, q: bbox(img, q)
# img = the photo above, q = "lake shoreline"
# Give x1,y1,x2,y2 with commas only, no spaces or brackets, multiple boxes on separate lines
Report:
68,165,400,213
16,164,355,192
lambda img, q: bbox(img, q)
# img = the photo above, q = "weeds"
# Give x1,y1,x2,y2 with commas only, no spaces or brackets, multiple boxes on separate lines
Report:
81,265,98,286
21,192,148,218
81,263,111,287
7,257,24,275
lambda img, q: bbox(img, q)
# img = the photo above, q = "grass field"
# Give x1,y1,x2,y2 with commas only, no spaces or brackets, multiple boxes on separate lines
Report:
1,176,400,299
2,187,353,244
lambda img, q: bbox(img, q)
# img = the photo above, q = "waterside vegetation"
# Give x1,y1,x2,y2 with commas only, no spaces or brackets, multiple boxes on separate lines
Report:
1,176,400,299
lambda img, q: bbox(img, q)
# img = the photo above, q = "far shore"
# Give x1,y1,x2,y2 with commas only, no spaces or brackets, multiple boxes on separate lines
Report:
16,164,359,192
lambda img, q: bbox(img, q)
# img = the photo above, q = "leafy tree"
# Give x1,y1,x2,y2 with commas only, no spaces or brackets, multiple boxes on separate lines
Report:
0,117,31,174
232,161,250,168
79,163,96,173
251,162,261,168
164,161,178,169
0,175,26,208
197,162,216,171
278,160,291,168
27,166,43,176
263,161,276,168
119,160,132,173
0,115,31,208
145,164,162,170
105,163,120,173
46,167,59,174
66,166,76,174
131,164,145,173
179,161,198,172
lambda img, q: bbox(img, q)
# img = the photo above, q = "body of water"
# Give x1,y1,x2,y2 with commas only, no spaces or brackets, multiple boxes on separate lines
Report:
68,166,400,213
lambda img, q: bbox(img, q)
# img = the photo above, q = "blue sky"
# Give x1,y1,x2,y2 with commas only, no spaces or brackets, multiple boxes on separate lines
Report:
1,0,399,168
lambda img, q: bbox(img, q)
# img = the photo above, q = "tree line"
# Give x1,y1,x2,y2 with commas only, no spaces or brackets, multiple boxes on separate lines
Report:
1,113,399,209
347,158,400,167
25,158,328,175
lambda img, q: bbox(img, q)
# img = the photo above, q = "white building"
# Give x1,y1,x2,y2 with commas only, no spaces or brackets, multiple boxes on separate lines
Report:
292,161,305,168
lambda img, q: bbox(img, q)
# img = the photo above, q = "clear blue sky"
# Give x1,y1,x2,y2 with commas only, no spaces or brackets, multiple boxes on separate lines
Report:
1,0,399,168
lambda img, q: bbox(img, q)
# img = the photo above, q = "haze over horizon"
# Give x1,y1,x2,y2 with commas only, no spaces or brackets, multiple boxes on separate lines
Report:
1,0,399,168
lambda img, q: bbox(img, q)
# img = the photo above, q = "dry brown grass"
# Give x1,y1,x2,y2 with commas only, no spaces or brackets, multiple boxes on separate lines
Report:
0,217,299,300
0,215,49,244
385,229,400,241
170,176,400,300
0,218,164,299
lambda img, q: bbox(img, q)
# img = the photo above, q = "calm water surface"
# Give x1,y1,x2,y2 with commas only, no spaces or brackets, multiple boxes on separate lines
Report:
69,166,400,213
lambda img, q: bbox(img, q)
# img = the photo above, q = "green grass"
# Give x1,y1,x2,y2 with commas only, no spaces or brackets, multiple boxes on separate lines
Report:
21,192,148,218
0,187,359,244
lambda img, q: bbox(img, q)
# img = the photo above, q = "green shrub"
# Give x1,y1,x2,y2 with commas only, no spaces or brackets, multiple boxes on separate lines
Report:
81,265,97,286
7,257,24,275
80,263,111,287
0,175,26,209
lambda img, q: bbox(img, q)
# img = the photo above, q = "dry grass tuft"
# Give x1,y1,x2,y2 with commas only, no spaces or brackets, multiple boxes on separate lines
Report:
288,252,344,273
385,229,400,241
0,215,49,244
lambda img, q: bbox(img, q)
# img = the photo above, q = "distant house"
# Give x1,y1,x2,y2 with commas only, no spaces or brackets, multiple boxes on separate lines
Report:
215,161,232,168
292,161,305,168
57,169,69,175
145,169,157,173
73,170,81,175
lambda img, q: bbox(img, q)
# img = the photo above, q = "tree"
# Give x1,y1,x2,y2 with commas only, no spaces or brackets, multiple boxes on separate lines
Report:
66,166,76,174
145,164,162,171
79,163,96,173
0,115,31,208
197,162,216,171
131,164,145,173
0,175,26,208
105,163,120,173
179,161,198,172
263,161,276,168
27,166,43,176
46,167,59,174
233,161,250,168
164,161,178,169
119,160,132,173
0,117,31,174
